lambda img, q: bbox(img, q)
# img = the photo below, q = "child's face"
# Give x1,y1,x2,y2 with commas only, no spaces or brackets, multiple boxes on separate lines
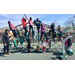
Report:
58,25,60,28
67,33,70,37
52,23,54,25
41,24,43,26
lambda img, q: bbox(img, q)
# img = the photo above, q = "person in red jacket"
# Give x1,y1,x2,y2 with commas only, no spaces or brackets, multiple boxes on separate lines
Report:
8,21,17,37
21,16,28,36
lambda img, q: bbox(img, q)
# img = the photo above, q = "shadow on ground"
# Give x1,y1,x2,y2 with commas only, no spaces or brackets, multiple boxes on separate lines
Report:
0,47,62,60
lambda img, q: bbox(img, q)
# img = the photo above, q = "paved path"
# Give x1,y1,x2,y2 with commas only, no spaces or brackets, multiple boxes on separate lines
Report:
0,43,75,60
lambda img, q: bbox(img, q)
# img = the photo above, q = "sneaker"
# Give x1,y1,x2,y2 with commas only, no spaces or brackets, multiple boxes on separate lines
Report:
4,54,7,57
7,52,11,54
44,52,46,54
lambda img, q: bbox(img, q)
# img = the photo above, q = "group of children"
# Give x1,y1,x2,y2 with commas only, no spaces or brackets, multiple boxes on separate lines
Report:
7,14,72,54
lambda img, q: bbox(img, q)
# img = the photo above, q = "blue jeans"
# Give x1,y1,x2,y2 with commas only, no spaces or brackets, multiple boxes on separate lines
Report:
23,27,28,36
29,25,33,36
40,32,47,40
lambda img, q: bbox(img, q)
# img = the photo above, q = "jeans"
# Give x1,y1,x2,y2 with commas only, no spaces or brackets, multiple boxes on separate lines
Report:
29,25,33,36
40,32,47,40
23,27,28,36
12,29,17,37
37,25,40,34
4,43,9,54
58,34,62,40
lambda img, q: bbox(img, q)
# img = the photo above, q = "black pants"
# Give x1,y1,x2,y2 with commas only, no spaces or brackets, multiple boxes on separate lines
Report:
49,30,55,37
40,32,47,40
37,25,40,34
4,43,9,54
58,34,62,40
12,29,17,37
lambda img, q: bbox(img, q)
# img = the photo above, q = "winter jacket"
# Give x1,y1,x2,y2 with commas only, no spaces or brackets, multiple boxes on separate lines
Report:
2,33,9,44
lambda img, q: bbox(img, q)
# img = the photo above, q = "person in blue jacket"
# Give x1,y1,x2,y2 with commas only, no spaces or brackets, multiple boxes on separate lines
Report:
34,18,42,34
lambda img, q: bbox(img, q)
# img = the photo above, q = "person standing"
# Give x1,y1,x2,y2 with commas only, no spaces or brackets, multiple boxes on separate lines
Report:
40,24,47,40
41,40,46,53
35,18,42,34
8,21,17,38
21,16,28,36
2,29,11,57
24,14,34,37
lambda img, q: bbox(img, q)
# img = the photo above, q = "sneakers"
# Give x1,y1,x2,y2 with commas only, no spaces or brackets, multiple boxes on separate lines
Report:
4,54,7,57
4,52,11,57
7,52,11,54
42,51,46,54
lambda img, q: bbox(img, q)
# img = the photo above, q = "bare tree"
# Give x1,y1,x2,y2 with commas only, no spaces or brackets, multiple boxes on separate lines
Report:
64,16,75,29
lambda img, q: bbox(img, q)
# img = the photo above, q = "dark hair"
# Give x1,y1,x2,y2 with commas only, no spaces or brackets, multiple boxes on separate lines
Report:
8,21,11,24
41,23,43,26
36,18,39,21
5,29,8,33
30,17,32,20
23,18,26,22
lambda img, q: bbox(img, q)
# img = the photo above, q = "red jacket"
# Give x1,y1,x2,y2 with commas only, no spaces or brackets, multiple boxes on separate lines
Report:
21,18,26,27
9,23,15,30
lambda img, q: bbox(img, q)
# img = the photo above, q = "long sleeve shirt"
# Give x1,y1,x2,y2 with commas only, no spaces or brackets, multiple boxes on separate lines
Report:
21,18,26,27
41,26,45,32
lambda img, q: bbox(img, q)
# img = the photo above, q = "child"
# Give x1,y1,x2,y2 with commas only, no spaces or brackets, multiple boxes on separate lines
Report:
26,39,32,52
40,24,47,40
57,25,61,32
41,40,46,53
35,18,42,34
35,46,40,52
46,36,51,48
49,23,55,37
24,14,34,37
21,16,28,37
58,29,63,41
8,21,17,38
64,33,72,51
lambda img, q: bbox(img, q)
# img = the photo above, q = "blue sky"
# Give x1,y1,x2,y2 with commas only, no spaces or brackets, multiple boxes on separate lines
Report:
0,14,74,28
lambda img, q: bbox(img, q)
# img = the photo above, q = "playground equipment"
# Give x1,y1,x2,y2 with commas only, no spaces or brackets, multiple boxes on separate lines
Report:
8,25,26,49
72,33,75,46
59,36,73,60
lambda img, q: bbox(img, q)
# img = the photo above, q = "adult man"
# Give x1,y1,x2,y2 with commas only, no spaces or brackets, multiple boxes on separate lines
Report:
2,29,11,57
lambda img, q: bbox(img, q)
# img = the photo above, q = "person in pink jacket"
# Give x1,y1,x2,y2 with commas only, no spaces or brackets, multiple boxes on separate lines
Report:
8,21,17,37
24,14,34,37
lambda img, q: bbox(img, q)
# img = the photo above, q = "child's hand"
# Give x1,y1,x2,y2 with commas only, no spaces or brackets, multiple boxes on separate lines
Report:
23,16,24,18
